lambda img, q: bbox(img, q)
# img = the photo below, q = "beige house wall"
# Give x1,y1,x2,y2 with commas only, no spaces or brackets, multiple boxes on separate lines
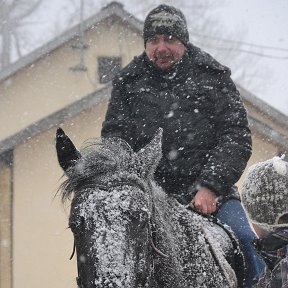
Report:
237,132,279,190
0,18,143,141
13,101,107,288
244,101,288,137
0,15,144,287
0,155,13,288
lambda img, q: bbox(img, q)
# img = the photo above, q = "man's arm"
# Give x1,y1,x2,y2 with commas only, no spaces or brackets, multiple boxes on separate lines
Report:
192,70,252,213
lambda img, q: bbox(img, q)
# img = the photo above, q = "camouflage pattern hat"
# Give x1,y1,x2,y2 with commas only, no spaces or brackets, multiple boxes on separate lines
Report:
241,157,288,231
143,4,189,46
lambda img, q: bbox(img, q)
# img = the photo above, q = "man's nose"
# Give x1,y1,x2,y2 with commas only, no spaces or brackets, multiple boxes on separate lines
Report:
156,40,168,51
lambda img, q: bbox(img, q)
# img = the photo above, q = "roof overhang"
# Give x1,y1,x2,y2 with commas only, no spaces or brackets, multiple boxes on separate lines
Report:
0,2,143,82
0,84,112,154
0,82,287,154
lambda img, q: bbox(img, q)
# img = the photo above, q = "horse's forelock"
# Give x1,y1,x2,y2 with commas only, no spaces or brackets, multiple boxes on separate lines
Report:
81,137,133,161
79,138,134,172
59,137,135,203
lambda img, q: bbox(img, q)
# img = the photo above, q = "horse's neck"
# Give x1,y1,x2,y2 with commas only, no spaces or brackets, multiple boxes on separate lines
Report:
151,187,234,255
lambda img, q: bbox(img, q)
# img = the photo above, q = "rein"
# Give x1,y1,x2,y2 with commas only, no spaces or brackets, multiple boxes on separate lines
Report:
69,238,76,260
68,237,83,288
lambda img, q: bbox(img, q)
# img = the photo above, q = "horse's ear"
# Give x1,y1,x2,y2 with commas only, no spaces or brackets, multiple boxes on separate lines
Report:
56,128,81,172
137,128,163,177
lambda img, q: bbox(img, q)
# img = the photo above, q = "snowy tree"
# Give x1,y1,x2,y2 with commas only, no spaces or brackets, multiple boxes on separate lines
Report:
0,0,42,69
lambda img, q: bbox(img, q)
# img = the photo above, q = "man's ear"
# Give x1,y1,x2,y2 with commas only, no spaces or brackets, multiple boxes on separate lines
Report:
56,128,81,172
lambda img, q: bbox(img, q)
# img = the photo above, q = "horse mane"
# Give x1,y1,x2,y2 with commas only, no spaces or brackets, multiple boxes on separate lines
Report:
59,137,135,203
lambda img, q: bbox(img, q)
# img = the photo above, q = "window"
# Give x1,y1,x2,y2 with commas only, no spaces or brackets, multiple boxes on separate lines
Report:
98,57,121,84
0,151,13,288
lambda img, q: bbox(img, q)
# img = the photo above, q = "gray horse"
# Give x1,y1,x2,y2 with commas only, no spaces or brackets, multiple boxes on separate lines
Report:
56,128,245,288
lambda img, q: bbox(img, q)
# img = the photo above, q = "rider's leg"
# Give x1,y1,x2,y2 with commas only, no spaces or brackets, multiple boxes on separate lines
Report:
215,199,265,288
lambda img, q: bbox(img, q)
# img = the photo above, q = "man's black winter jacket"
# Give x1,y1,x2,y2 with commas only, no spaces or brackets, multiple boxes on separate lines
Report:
101,44,252,203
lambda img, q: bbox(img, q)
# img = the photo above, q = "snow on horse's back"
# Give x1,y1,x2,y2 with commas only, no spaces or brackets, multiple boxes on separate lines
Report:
56,128,245,288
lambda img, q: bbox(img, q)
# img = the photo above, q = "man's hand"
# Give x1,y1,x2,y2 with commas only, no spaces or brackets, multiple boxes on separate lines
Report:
191,187,217,214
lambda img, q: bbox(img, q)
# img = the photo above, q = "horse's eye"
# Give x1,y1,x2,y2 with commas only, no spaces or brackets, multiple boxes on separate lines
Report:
69,216,85,233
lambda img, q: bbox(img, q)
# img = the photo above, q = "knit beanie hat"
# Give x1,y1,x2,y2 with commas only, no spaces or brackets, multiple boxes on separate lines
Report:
241,156,288,231
143,4,189,46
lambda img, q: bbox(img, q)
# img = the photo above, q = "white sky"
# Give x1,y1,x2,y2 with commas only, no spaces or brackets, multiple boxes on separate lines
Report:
14,0,288,115
217,0,288,115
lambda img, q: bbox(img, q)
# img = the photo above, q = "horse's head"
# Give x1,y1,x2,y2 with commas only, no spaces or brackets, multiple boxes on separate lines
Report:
56,128,162,287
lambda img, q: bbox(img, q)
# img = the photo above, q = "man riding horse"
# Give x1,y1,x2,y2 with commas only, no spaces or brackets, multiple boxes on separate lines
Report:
101,4,265,287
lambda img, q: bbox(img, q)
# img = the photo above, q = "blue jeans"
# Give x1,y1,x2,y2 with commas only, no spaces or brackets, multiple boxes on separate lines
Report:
215,199,265,288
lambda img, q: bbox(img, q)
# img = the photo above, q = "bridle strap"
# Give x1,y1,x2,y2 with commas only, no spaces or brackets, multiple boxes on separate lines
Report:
69,238,76,260
69,237,84,287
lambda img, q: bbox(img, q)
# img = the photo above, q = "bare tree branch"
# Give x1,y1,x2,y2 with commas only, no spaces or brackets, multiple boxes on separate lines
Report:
0,0,42,69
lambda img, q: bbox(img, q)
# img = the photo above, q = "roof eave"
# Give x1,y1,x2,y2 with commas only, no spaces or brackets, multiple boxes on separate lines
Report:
238,84,288,130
